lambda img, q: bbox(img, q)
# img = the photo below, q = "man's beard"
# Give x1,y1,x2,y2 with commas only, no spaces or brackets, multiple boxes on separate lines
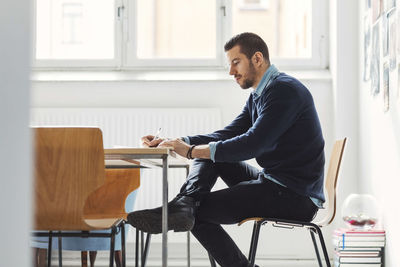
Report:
240,61,256,89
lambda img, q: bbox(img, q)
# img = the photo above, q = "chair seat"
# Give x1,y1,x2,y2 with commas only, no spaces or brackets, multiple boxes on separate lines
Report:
238,217,264,226
239,217,314,228
84,217,125,229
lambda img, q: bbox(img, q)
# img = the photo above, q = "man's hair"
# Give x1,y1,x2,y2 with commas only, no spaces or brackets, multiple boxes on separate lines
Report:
224,32,270,63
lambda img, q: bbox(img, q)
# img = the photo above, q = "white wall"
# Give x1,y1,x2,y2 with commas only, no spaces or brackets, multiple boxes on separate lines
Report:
358,1,400,266
0,1,32,266
329,0,400,266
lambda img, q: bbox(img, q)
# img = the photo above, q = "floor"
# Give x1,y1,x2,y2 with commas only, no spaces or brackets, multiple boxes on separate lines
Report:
48,243,323,267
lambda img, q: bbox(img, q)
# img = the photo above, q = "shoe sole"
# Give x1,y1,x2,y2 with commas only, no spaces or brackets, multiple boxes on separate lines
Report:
127,211,195,234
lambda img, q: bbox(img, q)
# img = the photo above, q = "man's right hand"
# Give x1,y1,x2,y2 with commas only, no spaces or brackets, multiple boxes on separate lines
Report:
141,135,165,147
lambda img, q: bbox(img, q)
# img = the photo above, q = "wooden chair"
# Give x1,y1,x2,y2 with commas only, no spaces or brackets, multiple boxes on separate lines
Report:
32,127,140,267
209,138,347,267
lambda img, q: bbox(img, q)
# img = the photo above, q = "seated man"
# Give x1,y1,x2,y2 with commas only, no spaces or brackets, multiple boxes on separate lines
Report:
127,32,325,267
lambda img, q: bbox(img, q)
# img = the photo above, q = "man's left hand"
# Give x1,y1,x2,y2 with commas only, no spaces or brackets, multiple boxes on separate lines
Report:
158,138,190,158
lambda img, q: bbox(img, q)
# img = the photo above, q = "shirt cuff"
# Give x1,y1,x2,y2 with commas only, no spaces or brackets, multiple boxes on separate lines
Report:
209,141,217,162
181,136,190,144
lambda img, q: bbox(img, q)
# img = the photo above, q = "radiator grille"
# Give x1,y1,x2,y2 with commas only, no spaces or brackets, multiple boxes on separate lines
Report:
31,107,222,210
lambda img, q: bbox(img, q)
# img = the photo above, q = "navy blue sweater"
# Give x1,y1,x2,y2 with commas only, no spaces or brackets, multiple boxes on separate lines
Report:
187,73,325,202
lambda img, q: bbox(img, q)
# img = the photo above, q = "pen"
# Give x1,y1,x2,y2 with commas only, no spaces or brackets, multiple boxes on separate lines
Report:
152,127,162,141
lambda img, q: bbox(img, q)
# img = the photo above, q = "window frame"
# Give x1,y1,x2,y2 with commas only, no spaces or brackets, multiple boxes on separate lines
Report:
32,0,328,71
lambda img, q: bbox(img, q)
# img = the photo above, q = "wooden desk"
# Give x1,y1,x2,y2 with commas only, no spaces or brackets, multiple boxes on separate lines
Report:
104,148,190,267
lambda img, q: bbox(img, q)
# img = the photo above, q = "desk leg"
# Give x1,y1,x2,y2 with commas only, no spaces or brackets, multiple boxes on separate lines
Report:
186,166,191,267
162,155,169,267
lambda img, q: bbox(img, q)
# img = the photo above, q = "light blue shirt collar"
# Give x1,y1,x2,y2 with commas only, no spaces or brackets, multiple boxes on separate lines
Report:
253,64,280,97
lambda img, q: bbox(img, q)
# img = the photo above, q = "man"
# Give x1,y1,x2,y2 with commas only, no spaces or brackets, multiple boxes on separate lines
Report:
127,32,325,267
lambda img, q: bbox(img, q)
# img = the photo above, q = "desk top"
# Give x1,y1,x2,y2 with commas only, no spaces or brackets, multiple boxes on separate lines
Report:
104,147,189,168
105,147,171,156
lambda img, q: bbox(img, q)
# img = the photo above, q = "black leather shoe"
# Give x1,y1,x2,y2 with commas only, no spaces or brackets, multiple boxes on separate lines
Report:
127,196,196,234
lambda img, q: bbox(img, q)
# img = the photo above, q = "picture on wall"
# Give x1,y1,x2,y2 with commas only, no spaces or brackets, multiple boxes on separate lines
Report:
398,9,400,56
364,14,372,81
383,62,390,112
371,22,381,96
372,0,381,22
382,12,389,56
397,63,400,102
388,9,397,70
384,0,396,10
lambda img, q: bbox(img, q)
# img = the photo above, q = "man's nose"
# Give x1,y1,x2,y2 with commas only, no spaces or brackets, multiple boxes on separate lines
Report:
229,65,235,76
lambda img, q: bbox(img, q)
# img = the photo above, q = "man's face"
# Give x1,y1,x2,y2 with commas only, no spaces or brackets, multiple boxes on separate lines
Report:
226,45,257,89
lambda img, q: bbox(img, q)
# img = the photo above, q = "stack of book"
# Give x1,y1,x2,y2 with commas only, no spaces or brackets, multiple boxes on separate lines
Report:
333,228,385,267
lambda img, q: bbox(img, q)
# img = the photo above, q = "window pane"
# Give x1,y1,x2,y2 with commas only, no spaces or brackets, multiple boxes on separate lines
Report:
137,0,216,59
232,0,312,58
36,0,115,60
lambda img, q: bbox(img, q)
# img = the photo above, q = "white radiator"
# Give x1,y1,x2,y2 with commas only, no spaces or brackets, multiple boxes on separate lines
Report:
30,107,222,211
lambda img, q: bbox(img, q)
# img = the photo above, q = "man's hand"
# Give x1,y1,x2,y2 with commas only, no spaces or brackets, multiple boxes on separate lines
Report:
141,135,165,147
158,138,190,158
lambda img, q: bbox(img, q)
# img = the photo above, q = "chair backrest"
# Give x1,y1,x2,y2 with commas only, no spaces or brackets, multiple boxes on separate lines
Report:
33,127,105,230
313,138,347,227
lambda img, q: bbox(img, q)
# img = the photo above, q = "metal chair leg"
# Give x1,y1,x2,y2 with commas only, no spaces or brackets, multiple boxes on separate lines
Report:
47,232,52,267
89,251,97,266
208,252,217,267
58,234,62,267
109,227,116,267
314,226,331,267
248,221,257,259
135,229,139,267
310,229,323,267
141,231,144,260
187,231,191,267
248,221,262,267
142,233,152,267
121,224,126,267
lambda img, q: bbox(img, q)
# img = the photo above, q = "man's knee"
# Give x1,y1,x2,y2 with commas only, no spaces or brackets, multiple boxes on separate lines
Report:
191,159,239,173
193,158,213,164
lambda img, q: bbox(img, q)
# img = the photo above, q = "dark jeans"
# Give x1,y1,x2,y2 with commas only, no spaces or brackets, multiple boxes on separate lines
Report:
178,159,318,267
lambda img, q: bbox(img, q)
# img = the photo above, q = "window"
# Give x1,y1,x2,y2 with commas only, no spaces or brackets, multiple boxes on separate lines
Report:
128,0,222,67
35,0,118,67
33,0,328,70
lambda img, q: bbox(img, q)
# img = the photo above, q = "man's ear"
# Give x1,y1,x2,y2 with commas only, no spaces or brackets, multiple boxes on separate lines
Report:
252,52,264,66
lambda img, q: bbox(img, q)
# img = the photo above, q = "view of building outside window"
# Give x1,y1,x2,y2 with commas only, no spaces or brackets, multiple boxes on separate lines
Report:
62,3,83,45
35,0,312,61
137,0,217,59
137,0,311,60
232,0,312,58
36,0,114,59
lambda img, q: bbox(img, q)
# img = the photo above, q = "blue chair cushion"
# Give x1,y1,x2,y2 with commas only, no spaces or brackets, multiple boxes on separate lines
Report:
32,190,138,251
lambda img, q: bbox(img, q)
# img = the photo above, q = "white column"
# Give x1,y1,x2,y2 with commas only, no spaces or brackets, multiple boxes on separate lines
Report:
329,0,360,222
0,1,32,266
